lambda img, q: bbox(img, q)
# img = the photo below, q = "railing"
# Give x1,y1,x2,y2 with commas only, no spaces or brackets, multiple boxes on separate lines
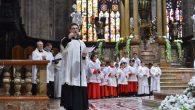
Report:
0,60,49,96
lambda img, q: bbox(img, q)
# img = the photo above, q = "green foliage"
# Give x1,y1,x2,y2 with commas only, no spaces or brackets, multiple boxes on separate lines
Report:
115,40,120,57
180,106,189,110
126,39,131,58
165,39,172,62
97,40,105,61
175,41,184,61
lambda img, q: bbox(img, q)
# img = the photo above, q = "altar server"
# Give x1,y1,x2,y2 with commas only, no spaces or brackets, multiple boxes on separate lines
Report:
150,63,162,92
128,60,138,96
87,54,101,99
137,62,150,96
116,63,128,96
100,61,110,98
107,61,118,97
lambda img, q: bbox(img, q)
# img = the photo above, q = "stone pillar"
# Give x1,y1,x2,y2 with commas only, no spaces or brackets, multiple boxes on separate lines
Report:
156,0,163,44
132,0,140,44
162,0,167,36
20,0,55,40
120,0,125,40
124,0,130,38
157,0,168,66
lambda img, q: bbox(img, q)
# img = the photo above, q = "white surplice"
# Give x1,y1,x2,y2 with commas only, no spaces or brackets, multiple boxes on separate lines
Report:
150,66,162,92
108,66,117,87
54,52,62,98
87,60,101,83
116,68,128,85
128,65,138,82
32,48,47,84
61,39,87,87
45,50,55,83
100,67,109,86
137,66,150,94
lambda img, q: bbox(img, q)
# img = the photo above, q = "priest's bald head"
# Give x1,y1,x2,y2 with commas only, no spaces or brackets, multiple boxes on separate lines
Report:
37,40,43,50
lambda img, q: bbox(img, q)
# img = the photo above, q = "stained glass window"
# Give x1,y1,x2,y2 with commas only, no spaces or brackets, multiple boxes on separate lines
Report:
76,0,120,42
166,0,183,41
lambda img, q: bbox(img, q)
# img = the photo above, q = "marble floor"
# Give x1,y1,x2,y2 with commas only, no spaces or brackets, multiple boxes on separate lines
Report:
50,96,156,110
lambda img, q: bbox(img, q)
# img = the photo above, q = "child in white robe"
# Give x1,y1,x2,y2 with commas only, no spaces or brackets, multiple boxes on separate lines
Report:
117,62,128,96
121,62,130,96
128,60,138,96
107,61,118,97
87,54,101,99
150,63,162,92
137,62,150,96
100,62,110,98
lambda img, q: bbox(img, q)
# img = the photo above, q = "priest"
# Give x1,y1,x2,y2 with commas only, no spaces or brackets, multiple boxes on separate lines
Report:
60,23,88,110
31,40,47,95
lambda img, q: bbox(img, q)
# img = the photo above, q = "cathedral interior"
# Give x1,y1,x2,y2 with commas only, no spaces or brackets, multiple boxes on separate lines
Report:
0,0,195,110
0,0,194,66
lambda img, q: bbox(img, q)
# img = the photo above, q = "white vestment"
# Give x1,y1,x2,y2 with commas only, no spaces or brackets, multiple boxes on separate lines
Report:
108,67,117,87
128,65,138,82
150,66,162,92
32,48,47,84
137,66,150,94
122,66,130,81
54,52,62,98
61,39,87,87
87,60,101,83
100,67,109,86
116,68,128,85
45,50,54,83
133,58,141,68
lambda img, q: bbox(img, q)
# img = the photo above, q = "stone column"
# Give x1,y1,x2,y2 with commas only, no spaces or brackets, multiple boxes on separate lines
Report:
162,0,167,36
157,0,163,44
132,0,140,44
124,0,130,38
156,0,168,66
120,0,125,40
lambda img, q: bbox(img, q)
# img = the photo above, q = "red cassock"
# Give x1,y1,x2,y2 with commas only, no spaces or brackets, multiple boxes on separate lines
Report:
100,85,109,97
88,83,101,99
108,86,117,97
127,81,138,92
87,69,101,99
118,84,129,94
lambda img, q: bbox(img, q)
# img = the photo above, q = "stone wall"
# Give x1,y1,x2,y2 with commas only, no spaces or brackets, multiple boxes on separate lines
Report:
19,0,73,41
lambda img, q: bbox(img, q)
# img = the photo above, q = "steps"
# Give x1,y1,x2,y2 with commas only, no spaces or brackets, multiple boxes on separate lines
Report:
143,68,194,108
160,67,195,91
160,82,187,86
140,42,159,64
